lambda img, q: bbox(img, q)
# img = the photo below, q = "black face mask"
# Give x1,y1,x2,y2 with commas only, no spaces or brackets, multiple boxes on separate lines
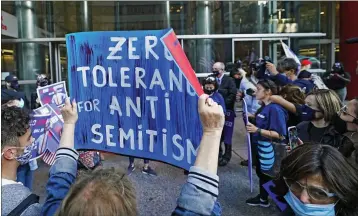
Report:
8,81,19,90
204,89,215,95
235,78,242,88
212,71,220,76
332,113,348,134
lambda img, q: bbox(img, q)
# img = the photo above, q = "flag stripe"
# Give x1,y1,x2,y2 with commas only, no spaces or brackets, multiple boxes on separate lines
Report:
162,30,204,96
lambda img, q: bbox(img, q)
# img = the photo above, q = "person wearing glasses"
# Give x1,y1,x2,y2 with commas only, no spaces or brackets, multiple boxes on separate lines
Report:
337,98,358,164
270,89,355,160
273,144,358,216
245,79,288,208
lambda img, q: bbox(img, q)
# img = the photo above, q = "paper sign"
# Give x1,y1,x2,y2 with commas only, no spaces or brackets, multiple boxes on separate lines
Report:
66,29,203,170
29,114,50,160
37,81,68,107
34,104,63,153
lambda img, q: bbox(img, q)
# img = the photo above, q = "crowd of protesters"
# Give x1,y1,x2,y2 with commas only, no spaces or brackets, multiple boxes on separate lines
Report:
1,56,358,216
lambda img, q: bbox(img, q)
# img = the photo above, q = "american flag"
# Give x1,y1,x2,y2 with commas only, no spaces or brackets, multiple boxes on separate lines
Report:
42,150,56,165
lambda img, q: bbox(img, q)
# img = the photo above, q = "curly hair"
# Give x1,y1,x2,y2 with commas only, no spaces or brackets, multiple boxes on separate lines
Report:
56,168,137,216
1,106,30,137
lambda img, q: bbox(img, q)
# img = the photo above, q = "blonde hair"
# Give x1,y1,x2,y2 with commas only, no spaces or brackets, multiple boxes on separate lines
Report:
308,89,342,122
56,168,137,216
238,68,247,77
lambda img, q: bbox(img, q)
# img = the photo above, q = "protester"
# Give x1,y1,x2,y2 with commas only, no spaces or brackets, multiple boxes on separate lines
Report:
295,90,345,147
31,74,51,109
1,106,41,215
323,62,351,102
4,74,29,109
266,58,315,94
233,68,260,115
42,95,225,216
274,144,358,216
246,79,288,208
337,98,358,163
271,89,355,159
202,76,226,114
1,91,37,190
127,157,157,176
212,62,237,166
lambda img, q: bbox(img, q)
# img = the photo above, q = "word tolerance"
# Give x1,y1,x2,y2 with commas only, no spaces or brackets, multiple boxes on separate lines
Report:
66,29,203,170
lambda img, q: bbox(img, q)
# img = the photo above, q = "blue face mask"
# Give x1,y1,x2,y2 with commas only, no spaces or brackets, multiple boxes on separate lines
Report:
284,190,336,216
15,143,34,165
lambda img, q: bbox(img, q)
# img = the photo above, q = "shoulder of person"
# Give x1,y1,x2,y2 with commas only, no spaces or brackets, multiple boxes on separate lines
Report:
296,121,310,130
342,132,358,145
21,203,42,216
270,103,287,113
1,184,40,215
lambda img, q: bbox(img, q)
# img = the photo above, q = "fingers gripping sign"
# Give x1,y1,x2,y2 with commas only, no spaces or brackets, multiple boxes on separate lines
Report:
198,94,225,133
61,98,78,125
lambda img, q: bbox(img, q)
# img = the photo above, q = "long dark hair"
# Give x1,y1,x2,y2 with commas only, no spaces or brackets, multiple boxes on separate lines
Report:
275,144,358,215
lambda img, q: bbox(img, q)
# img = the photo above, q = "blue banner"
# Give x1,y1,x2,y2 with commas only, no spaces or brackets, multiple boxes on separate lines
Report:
66,29,203,170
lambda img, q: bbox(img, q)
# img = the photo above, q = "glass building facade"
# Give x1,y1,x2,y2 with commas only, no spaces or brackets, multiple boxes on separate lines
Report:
2,1,357,97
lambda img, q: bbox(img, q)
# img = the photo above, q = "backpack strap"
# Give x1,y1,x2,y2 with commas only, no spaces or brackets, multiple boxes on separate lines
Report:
7,194,39,216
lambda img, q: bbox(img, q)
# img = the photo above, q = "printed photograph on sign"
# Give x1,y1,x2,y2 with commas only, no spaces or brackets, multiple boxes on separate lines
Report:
66,28,203,170
29,114,50,160
37,81,68,107
33,104,64,153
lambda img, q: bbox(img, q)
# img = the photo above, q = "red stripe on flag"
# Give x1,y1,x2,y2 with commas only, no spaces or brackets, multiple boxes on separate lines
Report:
162,31,204,96
42,150,56,165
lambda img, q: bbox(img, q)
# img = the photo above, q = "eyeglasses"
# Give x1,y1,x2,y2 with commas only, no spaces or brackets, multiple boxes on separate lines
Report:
283,177,336,201
338,105,358,120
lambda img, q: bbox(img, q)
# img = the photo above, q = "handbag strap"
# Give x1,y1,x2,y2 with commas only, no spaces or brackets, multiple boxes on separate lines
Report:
7,194,39,216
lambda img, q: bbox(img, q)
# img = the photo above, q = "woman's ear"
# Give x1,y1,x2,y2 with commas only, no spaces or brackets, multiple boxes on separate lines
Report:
2,147,17,160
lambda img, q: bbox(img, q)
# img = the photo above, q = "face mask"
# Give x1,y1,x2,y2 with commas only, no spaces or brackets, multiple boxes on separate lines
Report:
204,89,215,95
301,105,317,121
17,99,25,108
284,190,336,216
212,71,220,76
332,113,347,134
10,81,19,90
15,144,34,165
